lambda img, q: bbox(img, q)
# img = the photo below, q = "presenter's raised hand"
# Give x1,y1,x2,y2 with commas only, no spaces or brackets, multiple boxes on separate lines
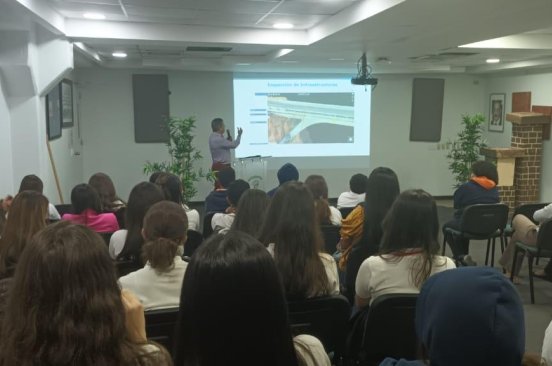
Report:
237,127,243,136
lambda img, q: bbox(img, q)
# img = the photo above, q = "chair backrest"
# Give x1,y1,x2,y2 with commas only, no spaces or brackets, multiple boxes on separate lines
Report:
55,204,73,216
184,230,203,257
114,207,126,229
537,220,552,252
513,203,549,225
460,203,509,236
360,294,418,364
287,295,350,357
99,232,113,246
116,259,142,278
320,224,340,254
339,207,355,220
202,212,216,238
145,307,180,354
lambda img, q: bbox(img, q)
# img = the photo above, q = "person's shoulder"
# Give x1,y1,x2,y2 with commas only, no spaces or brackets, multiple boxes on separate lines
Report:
293,334,331,366
319,252,335,264
433,255,456,269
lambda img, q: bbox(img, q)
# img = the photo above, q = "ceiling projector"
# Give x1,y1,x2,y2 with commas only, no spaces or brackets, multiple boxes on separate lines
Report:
351,52,378,86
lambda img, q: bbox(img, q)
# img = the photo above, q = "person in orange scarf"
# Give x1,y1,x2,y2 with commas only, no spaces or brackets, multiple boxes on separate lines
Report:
442,161,499,264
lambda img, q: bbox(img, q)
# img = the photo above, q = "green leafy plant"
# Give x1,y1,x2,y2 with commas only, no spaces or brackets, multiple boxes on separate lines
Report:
143,116,206,203
446,114,487,187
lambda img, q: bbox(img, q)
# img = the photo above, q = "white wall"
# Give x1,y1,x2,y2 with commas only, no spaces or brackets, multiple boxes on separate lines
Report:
77,68,486,201
0,79,14,195
484,72,552,201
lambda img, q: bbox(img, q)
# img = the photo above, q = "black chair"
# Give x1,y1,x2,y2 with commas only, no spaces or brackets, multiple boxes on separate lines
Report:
321,224,340,254
184,230,203,257
352,294,418,366
99,232,114,246
144,307,180,354
339,207,355,220
115,258,142,278
511,220,552,304
442,203,509,266
202,212,216,239
114,207,126,229
288,295,350,362
55,204,73,216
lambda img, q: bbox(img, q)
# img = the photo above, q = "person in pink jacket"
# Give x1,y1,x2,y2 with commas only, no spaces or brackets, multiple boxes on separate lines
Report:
62,184,119,233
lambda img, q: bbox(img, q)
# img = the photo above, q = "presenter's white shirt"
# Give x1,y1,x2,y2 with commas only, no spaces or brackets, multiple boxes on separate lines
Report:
119,256,188,310
337,191,365,209
355,252,455,304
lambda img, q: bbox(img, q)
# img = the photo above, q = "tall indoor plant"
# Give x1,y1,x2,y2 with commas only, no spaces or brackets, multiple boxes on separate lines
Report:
446,114,487,187
143,116,205,203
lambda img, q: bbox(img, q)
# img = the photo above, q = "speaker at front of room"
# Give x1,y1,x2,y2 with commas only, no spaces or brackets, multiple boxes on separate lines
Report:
132,74,170,143
409,78,445,142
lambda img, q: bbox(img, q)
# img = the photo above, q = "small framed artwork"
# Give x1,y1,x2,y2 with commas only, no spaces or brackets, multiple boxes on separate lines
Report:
46,84,62,140
489,93,506,132
61,79,74,128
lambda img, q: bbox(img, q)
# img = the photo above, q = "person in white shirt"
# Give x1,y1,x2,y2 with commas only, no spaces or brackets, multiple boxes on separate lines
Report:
173,231,331,366
119,201,188,310
355,189,456,307
260,181,340,298
211,179,250,233
337,173,368,209
154,172,200,232
305,175,342,226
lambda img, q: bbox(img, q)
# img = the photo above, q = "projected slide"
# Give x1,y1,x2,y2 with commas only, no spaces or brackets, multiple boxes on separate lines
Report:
234,79,371,158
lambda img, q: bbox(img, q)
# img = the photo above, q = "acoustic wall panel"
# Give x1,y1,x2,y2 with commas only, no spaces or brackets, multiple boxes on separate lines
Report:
133,74,170,143
409,78,445,142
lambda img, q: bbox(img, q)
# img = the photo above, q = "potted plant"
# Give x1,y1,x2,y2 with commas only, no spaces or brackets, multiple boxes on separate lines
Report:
144,116,206,203
446,114,487,187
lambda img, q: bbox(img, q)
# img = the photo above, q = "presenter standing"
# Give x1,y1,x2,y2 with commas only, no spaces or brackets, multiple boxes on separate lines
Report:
209,118,243,184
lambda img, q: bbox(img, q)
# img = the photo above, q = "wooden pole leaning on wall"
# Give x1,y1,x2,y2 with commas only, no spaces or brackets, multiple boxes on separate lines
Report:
46,139,64,204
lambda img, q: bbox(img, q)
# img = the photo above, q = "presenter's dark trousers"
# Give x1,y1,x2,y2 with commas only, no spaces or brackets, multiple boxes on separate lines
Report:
211,162,231,189
443,219,470,259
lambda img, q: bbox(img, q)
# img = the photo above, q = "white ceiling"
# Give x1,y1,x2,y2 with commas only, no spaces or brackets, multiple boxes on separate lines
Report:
7,0,552,74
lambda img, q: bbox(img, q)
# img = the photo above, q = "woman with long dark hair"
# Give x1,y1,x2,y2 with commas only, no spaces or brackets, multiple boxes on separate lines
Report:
259,181,339,299
304,175,342,226
339,167,400,302
111,182,164,260
173,231,330,366
230,189,270,237
355,190,455,308
0,221,172,366
119,201,188,310
62,183,119,233
155,173,200,232
88,172,125,212
0,191,48,279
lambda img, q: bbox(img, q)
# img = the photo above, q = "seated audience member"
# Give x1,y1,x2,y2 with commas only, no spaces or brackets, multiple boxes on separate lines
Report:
337,173,368,209
442,161,499,264
110,182,164,260
380,267,526,366
173,231,331,366
88,172,126,212
259,182,339,299
230,189,270,238
499,202,552,280
149,171,164,184
0,191,48,281
338,167,399,301
0,221,171,366
62,184,119,233
155,173,200,231
204,167,236,214
18,174,60,221
212,179,250,233
267,163,299,198
119,201,188,310
355,190,455,308
542,320,552,366
305,175,342,226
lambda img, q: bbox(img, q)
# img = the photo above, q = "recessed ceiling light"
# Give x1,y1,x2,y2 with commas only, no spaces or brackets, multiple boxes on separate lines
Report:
112,52,127,58
273,23,294,29
486,58,500,64
83,12,106,20
329,58,345,61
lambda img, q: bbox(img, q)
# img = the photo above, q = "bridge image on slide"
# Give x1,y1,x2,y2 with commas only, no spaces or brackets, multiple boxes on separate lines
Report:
267,98,355,144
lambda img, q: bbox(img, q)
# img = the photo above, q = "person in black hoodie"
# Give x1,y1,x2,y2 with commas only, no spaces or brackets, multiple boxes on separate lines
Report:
267,163,299,198
204,167,236,214
442,161,499,264
380,267,527,366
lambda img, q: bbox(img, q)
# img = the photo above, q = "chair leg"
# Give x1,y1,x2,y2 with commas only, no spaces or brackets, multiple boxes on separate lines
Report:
500,235,505,254
485,239,491,266
491,238,496,267
510,247,520,282
528,255,535,304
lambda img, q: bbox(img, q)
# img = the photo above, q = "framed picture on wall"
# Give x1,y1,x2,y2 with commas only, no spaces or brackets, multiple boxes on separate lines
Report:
489,93,506,132
46,84,62,140
61,79,74,128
